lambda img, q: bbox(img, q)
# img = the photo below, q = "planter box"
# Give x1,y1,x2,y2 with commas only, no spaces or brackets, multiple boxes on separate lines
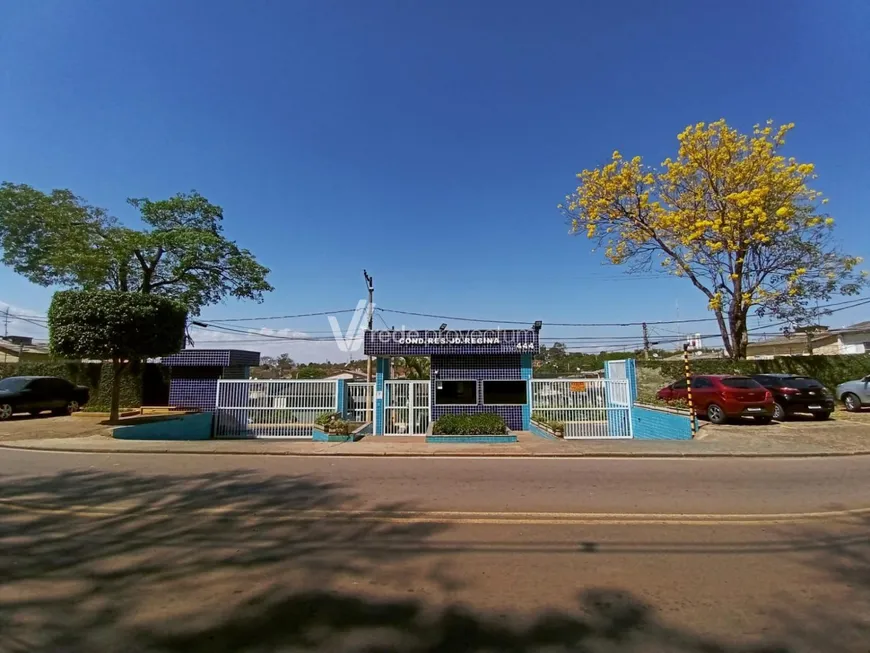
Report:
530,419,563,440
312,422,369,443
426,432,518,444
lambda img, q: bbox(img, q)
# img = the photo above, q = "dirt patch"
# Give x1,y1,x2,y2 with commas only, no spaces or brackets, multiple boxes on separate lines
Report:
0,414,111,441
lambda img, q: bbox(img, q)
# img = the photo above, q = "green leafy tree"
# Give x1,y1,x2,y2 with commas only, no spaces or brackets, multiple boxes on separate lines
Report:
48,290,187,422
295,365,327,379
0,183,272,314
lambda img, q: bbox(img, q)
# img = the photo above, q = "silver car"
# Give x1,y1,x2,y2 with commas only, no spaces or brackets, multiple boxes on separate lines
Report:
835,374,870,412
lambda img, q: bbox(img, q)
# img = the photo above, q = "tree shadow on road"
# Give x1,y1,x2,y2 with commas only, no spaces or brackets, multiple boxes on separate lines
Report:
0,466,851,653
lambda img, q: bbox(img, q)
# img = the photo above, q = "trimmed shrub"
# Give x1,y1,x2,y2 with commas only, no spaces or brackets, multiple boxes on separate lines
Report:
638,354,870,392
48,290,186,421
432,413,508,435
0,361,167,411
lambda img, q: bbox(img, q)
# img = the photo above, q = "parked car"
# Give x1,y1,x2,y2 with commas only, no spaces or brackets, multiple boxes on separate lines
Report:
751,374,834,421
0,376,89,421
656,375,774,424
835,374,870,412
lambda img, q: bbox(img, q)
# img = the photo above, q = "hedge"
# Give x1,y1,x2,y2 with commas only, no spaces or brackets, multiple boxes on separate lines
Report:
638,354,870,390
432,413,508,435
0,361,168,411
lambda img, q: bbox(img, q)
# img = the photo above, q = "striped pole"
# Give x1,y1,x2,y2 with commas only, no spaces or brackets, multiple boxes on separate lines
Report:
683,343,696,437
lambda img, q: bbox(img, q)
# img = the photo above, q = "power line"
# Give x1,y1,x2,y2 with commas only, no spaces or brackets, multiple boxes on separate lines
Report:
202,309,360,323
377,296,870,328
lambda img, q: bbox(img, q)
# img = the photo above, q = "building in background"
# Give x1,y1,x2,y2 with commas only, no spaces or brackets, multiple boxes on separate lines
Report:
746,321,870,359
0,336,51,363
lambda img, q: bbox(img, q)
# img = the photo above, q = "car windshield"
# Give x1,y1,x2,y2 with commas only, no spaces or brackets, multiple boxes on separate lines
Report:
0,377,29,392
721,377,763,389
782,377,824,389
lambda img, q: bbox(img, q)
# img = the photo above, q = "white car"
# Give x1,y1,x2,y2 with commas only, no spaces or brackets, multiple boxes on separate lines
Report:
835,375,870,412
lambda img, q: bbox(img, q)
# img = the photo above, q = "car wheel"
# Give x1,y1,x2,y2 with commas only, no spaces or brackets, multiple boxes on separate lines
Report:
754,416,773,425
706,403,727,425
772,402,786,421
813,412,832,421
843,393,862,413
0,403,12,421
65,400,80,415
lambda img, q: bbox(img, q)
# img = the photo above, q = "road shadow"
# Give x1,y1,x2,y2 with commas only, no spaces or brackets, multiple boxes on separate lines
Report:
1,466,857,652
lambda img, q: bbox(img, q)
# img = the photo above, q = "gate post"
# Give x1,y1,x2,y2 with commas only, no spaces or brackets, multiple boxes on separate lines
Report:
521,353,533,430
374,357,390,435
336,379,347,419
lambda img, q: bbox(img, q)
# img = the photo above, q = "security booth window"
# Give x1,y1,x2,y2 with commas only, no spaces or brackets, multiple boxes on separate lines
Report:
435,380,477,405
483,380,528,405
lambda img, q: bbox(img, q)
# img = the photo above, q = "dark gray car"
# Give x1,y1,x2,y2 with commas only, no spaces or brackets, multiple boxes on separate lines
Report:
0,376,89,420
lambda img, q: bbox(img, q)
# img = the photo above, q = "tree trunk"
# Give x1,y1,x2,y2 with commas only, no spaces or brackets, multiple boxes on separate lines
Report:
109,358,126,424
712,309,735,359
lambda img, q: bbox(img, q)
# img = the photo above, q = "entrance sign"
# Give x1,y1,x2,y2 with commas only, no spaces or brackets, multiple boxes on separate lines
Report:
570,381,587,392
364,329,539,356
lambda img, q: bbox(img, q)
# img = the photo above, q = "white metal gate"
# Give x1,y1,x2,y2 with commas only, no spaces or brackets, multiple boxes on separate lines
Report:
215,380,339,438
346,382,374,423
384,380,430,435
531,378,632,439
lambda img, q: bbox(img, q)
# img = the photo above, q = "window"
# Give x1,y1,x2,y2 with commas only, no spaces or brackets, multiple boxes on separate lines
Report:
672,379,688,390
0,377,28,392
483,380,528,405
435,380,477,405
720,377,763,389
785,376,824,389
691,377,713,389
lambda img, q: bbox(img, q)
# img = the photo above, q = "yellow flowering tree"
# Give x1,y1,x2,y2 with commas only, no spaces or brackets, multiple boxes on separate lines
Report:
561,119,866,359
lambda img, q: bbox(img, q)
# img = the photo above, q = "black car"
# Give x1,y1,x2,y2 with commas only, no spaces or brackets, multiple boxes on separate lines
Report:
751,374,834,421
0,376,89,420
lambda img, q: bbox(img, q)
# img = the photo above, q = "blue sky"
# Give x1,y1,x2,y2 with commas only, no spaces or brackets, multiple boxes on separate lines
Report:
1,0,869,361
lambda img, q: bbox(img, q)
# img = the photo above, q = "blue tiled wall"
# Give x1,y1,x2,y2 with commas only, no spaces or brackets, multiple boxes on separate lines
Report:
430,354,526,430
374,357,390,435
632,404,694,440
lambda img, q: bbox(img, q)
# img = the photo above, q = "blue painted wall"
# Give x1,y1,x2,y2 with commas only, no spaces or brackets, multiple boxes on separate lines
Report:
113,412,214,440
632,405,694,440
430,354,525,430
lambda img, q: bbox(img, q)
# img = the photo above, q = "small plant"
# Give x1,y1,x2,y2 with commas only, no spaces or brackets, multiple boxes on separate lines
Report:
315,412,353,434
432,413,507,435
636,391,691,411
531,411,565,436
315,412,342,427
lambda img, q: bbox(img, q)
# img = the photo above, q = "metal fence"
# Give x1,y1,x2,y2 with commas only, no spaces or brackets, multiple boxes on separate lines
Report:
384,380,430,435
346,382,374,423
214,380,339,438
530,378,632,439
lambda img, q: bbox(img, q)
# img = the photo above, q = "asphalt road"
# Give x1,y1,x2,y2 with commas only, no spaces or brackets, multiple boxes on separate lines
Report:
1,449,869,652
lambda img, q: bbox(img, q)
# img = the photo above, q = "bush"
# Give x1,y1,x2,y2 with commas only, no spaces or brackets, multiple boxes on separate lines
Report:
315,412,343,427
638,354,870,392
432,413,507,435
531,411,565,435
0,361,167,411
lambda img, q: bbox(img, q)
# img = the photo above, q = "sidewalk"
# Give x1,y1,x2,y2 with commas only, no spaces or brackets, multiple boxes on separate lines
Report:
3,424,870,457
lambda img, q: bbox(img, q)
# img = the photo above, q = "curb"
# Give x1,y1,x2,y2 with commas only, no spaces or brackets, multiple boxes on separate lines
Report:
2,442,870,459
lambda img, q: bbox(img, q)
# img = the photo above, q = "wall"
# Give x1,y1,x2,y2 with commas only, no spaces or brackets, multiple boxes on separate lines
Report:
430,354,525,430
632,404,694,440
838,333,870,355
113,412,214,440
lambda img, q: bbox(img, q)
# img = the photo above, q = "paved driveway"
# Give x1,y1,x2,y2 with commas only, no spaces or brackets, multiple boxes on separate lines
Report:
699,409,870,452
0,413,111,441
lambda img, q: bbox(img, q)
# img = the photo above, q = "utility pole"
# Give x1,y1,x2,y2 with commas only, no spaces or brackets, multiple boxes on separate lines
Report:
642,322,650,360
3,306,8,339
363,270,375,423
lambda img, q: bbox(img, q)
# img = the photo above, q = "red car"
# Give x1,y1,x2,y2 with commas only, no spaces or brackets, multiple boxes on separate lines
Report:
656,375,774,424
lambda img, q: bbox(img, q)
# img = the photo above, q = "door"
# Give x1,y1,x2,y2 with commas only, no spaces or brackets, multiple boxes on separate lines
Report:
667,379,689,401
690,376,715,413
22,379,50,413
